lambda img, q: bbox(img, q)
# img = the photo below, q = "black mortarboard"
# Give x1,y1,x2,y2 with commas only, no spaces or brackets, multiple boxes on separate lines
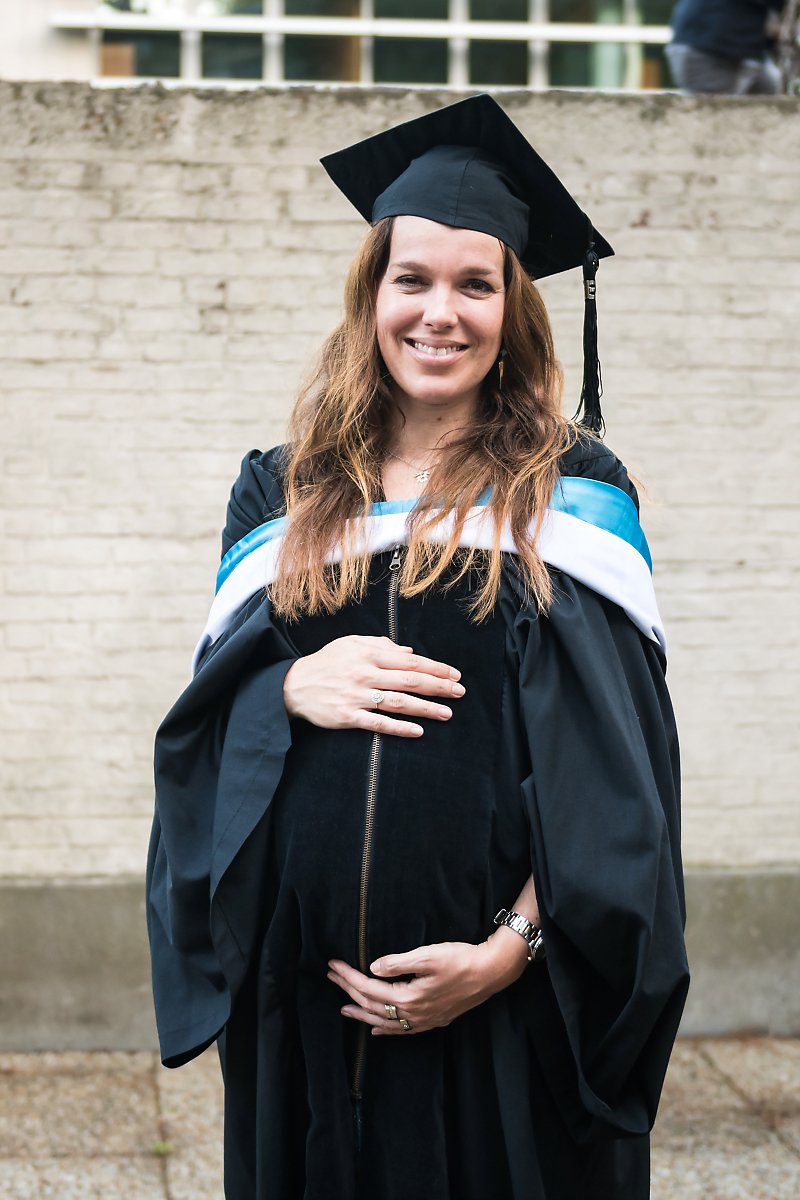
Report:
321,93,613,433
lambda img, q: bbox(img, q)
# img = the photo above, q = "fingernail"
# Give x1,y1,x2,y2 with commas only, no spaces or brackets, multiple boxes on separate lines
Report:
449,668,461,680
451,683,465,696
439,707,452,720
341,1008,351,1017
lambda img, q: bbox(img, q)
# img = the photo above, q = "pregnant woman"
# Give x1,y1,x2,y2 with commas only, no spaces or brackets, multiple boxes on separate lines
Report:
146,95,689,1200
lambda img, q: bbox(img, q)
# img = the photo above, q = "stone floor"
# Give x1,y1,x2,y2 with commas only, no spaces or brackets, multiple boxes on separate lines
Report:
0,1038,798,1198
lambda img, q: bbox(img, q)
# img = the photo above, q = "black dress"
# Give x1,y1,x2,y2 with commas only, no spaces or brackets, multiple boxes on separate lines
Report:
146,440,689,1200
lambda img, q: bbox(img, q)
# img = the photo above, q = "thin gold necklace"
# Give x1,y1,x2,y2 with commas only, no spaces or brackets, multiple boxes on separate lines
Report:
386,448,440,485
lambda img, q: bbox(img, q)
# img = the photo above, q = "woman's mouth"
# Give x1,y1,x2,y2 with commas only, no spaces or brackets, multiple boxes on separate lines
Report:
406,339,468,359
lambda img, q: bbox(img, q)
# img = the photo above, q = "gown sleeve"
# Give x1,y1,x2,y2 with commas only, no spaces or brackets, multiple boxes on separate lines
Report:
146,447,298,1068
503,442,689,1141
558,431,641,511
221,445,288,557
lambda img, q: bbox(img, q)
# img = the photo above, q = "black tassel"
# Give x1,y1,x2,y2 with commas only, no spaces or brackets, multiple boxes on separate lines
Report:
575,229,605,436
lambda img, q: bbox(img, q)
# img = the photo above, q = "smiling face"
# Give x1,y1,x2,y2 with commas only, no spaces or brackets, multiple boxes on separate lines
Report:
375,216,506,421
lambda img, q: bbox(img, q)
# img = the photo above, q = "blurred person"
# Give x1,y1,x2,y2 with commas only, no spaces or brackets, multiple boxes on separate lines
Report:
776,0,800,91
667,0,784,93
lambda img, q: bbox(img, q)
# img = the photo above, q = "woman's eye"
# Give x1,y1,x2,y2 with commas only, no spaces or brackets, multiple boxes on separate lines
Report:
391,275,493,292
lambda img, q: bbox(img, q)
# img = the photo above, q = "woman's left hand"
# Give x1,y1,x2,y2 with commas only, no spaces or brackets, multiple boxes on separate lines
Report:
327,936,529,1036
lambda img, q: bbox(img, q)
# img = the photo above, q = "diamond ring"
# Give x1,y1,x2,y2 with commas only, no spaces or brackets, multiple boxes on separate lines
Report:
370,690,385,707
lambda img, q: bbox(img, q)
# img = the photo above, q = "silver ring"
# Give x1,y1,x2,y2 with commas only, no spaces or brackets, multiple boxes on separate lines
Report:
384,1003,398,1021
371,689,386,708
399,1018,412,1032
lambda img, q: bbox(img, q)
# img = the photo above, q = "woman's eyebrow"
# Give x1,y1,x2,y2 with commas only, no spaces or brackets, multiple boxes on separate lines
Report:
458,266,500,276
390,261,500,276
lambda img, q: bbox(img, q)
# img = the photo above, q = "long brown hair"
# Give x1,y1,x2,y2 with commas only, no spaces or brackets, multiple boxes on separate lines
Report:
270,217,579,622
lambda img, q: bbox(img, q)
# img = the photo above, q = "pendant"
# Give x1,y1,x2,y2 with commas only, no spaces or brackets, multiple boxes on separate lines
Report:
414,469,431,484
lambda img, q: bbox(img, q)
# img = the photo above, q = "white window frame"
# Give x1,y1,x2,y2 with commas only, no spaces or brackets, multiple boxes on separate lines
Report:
51,2,672,90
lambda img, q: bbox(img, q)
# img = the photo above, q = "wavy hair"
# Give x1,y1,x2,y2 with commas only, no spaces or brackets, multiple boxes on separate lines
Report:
270,217,579,622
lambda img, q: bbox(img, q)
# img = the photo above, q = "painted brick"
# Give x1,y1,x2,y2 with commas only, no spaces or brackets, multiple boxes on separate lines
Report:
0,82,798,880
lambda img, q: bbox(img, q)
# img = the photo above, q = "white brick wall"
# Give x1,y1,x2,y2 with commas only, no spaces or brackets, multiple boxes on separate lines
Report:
0,84,798,878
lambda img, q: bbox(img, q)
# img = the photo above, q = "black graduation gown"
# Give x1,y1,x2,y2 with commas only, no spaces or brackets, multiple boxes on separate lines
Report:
146,440,689,1200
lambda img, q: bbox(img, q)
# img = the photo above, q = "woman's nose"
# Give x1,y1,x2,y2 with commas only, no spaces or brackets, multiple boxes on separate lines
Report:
423,286,457,328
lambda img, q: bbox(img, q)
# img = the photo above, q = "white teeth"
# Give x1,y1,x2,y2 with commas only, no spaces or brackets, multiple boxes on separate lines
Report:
411,341,463,357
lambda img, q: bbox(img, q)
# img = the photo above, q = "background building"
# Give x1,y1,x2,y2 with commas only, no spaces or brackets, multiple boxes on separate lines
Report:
3,1,675,90
0,82,798,1051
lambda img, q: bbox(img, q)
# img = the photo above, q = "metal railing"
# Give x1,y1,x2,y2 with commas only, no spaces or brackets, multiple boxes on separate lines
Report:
51,4,672,90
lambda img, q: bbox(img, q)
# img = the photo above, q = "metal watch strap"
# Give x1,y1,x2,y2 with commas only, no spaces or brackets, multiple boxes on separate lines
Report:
493,907,546,963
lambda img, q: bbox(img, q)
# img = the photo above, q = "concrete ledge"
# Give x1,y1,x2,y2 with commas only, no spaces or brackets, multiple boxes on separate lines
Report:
0,878,157,1052
1,869,798,1050
680,868,800,1036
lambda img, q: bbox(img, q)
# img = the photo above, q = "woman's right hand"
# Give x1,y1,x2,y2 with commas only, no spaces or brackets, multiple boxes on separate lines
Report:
282,635,465,737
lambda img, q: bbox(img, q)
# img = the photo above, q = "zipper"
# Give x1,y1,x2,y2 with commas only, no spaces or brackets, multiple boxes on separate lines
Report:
350,544,404,1158
356,736,382,977
387,543,403,638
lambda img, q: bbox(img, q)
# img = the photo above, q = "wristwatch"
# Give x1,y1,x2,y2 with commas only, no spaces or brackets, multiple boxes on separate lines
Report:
493,908,547,963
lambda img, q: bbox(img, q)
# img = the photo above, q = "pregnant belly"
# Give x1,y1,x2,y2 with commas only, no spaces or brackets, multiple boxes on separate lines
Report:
262,563,518,975
264,714,498,973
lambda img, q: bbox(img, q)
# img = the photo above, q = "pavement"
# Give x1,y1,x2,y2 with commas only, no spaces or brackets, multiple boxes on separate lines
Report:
0,1038,797,1199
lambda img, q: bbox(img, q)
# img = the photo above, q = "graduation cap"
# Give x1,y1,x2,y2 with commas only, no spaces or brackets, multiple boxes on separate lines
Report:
321,93,612,434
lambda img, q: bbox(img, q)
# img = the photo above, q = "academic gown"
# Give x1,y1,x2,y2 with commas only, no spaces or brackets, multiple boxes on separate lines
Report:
146,438,690,1200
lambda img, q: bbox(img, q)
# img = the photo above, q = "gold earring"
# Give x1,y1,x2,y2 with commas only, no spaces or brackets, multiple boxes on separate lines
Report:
497,349,507,388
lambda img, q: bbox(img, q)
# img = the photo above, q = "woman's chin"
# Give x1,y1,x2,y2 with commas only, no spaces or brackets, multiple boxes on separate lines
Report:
390,375,482,411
